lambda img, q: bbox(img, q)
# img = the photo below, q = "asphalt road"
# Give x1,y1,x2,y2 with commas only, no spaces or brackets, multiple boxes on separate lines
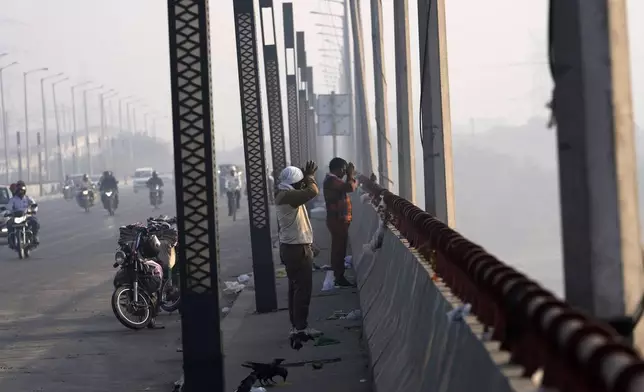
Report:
0,187,257,391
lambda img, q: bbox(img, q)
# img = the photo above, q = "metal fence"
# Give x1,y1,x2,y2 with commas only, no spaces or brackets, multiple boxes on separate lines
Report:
358,174,644,392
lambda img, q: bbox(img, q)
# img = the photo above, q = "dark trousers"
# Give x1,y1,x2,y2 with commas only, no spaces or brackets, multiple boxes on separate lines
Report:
327,219,350,280
227,190,241,215
280,243,313,330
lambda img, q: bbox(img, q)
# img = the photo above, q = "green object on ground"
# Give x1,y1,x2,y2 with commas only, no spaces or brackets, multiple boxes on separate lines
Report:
314,336,341,346
275,267,287,278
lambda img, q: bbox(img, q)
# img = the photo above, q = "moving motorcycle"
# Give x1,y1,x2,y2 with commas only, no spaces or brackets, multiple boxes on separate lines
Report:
149,185,162,209
62,184,74,201
102,189,117,216
7,204,38,259
76,187,93,212
111,224,164,329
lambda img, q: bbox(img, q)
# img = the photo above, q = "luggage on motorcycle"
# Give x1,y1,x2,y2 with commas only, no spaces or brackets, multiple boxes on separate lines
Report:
141,260,163,293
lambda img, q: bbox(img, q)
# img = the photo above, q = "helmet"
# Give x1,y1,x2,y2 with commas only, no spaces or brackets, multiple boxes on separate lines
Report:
152,171,158,177
140,234,162,258
15,180,26,195
82,174,88,181
103,171,109,177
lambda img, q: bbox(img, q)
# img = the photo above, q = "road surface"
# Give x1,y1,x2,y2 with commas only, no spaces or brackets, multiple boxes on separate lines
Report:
0,187,255,391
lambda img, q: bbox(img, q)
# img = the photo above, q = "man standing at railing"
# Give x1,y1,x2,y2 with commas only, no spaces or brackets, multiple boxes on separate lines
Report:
275,162,324,338
323,157,358,288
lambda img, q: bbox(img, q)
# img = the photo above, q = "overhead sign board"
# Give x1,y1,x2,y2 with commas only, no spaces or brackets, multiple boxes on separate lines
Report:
317,94,352,136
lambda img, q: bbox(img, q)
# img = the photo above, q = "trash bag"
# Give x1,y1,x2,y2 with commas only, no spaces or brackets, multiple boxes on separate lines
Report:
237,274,251,284
321,270,335,291
344,255,353,269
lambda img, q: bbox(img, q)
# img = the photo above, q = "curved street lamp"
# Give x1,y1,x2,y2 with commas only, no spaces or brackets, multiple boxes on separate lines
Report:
0,61,18,182
40,72,64,180
23,67,49,182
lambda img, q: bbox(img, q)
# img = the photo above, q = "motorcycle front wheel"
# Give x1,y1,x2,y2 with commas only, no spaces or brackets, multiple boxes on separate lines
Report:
16,236,24,260
111,285,152,330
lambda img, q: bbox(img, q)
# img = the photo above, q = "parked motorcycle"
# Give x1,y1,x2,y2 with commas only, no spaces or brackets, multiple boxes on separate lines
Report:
102,189,117,216
112,216,179,328
62,185,74,201
76,188,93,212
111,225,164,330
7,204,38,259
149,185,162,209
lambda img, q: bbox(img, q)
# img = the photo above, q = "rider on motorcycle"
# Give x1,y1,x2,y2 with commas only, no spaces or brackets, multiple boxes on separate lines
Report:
146,171,164,202
6,181,39,245
225,169,242,216
99,171,119,208
78,174,96,204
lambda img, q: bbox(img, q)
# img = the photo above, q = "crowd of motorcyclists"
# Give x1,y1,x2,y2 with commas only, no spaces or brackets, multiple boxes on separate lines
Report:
3,170,168,250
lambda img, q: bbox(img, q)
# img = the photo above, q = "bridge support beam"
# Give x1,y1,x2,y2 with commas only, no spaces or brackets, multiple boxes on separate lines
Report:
349,0,374,175
551,0,644,348
282,3,300,167
370,0,392,187
417,0,455,225
296,32,310,163
259,0,287,180
167,0,224,390
233,0,277,313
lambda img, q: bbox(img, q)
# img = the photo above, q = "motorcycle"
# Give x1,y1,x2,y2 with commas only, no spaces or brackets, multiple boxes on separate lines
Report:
76,187,93,212
102,189,117,216
111,225,164,330
7,204,38,259
112,216,180,328
62,184,74,200
149,185,162,209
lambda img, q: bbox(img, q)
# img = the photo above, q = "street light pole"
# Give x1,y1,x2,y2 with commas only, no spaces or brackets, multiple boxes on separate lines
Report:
52,77,69,181
41,72,64,181
71,82,91,174
99,90,116,170
0,61,18,183
23,67,48,182
83,85,103,174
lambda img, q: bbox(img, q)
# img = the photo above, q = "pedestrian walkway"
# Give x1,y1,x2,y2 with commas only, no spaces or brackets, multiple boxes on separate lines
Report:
222,222,372,392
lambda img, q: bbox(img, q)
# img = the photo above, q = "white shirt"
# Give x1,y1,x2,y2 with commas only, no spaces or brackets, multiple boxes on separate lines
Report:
225,174,242,192
7,195,36,213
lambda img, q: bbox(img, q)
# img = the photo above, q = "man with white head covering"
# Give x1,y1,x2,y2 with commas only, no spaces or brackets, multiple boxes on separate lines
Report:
275,160,323,338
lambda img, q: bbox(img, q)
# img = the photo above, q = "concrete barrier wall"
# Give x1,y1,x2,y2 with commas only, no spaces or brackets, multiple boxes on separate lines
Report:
349,193,516,392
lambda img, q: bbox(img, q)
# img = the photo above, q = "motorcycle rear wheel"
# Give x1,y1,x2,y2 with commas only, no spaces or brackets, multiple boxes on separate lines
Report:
160,278,181,313
111,285,152,330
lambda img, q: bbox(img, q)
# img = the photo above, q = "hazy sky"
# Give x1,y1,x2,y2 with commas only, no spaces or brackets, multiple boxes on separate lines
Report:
0,0,643,169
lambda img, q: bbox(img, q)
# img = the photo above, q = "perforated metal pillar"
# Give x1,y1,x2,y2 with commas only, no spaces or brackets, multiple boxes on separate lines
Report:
167,1,224,390
259,0,287,180
233,0,277,313
298,90,309,161
282,3,300,167
296,32,309,163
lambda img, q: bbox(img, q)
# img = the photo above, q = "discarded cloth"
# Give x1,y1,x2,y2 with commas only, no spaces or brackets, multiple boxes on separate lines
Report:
447,303,472,322
223,281,246,294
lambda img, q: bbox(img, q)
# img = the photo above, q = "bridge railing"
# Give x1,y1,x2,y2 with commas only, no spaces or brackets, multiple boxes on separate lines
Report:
357,174,644,392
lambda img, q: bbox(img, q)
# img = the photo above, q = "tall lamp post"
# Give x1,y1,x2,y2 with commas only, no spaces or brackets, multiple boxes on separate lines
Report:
71,81,92,174
52,77,69,181
99,90,117,170
83,85,103,174
41,72,64,181
24,67,48,182
0,61,18,183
